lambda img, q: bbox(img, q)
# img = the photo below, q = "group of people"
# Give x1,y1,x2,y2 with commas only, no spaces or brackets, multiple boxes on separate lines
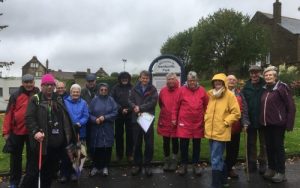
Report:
1,65,296,188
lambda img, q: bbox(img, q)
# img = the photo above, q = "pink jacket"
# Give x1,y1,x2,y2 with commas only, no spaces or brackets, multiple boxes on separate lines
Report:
157,82,180,137
172,85,208,138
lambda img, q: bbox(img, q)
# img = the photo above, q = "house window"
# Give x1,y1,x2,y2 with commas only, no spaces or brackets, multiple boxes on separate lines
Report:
9,87,19,96
30,63,38,68
0,88,3,97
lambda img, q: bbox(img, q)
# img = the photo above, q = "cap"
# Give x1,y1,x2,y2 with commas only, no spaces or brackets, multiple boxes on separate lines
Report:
22,74,34,82
86,74,96,81
248,65,262,72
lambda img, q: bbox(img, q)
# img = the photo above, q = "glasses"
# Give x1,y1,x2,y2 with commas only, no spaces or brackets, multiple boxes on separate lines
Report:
43,83,55,87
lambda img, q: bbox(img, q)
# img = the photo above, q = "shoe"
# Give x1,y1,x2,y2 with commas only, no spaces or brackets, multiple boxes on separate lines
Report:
193,164,202,176
131,166,141,176
102,167,109,176
163,157,170,171
177,164,187,176
58,176,67,184
9,184,17,188
271,173,287,183
169,154,178,171
90,167,99,177
127,156,134,163
263,169,276,180
145,166,153,177
258,162,267,174
228,169,239,179
70,174,78,182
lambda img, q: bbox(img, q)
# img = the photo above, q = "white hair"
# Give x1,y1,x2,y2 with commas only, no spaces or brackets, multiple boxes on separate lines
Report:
70,84,81,93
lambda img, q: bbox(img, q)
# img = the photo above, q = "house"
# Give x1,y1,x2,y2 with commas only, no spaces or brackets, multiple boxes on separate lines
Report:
251,0,300,67
22,56,48,77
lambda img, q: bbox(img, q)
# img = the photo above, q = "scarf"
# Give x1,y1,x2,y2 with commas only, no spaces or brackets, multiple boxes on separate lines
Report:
212,87,225,98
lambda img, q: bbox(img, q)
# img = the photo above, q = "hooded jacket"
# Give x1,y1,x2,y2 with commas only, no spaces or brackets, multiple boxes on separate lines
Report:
157,80,180,137
204,73,241,142
110,72,133,118
172,83,209,139
260,81,296,131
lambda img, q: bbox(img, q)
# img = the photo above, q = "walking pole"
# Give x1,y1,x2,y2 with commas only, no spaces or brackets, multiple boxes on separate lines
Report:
244,131,250,182
38,141,43,188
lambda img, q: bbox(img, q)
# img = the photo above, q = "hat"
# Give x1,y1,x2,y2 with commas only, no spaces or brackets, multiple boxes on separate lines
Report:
263,66,278,75
248,65,262,72
22,74,34,82
41,74,56,85
86,74,96,81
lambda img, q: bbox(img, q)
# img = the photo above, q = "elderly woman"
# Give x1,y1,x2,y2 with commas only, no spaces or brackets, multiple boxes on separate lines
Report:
59,84,89,183
157,73,180,172
260,66,296,183
172,71,208,176
89,83,118,177
204,73,240,188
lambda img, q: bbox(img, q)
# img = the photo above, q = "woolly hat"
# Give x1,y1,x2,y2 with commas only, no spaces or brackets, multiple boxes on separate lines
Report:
41,74,56,85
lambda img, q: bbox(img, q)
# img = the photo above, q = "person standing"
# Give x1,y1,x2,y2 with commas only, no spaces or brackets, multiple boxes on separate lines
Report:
157,73,180,172
242,65,267,174
129,70,158,177
172,71,208,176
110,72,134,162
225,75,250,179
89,83,118,177
260,66,296,183
2,74,39,188
205,73,240,188
59,84,89,183
20,74,76,188
56,81,69,100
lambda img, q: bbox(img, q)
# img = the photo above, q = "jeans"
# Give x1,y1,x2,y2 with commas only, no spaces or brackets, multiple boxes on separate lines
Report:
115,117,133,159
180,138,201,164
264,125,286,173
132,122,154,166
209,140,226,171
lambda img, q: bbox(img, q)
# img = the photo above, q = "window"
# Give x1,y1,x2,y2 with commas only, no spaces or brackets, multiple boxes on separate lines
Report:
30,63,38,68
9,87,19,96
0,88,3,97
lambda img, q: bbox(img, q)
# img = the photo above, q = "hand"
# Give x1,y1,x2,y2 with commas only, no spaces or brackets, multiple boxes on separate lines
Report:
134,106,140,113
96,118,101,125
171,120,176,127
34,132,45,142
122,108,128,115
3,134,9,140
99,116,105,122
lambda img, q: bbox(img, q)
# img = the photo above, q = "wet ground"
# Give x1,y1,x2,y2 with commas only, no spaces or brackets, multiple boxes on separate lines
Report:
1,159,299,188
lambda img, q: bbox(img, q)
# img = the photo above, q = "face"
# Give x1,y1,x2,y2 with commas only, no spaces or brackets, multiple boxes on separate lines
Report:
166,76,177,88
213,80,224,90
70,88,80,100
56,82,66,95
22,81,35,91
249,70,261,84
227,76,237,89
99,86,108,96
121,78,128,85
187,77,197,89
139,75,150,86
264,71,276,84
42,83,55,97
87,80,96,89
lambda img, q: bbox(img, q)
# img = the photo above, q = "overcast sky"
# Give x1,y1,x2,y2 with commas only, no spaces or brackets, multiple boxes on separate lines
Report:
0,0,299,77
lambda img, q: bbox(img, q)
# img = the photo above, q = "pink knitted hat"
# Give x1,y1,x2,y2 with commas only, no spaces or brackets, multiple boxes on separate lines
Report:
41,74,56,85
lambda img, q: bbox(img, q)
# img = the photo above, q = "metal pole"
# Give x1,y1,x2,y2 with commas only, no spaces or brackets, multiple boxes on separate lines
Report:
122,59,127,71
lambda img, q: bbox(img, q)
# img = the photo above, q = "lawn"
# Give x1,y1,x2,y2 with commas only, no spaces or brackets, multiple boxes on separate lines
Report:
0,97,299,173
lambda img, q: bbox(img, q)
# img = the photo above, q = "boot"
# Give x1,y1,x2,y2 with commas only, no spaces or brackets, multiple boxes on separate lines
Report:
271,173,287,183
263,169,275,180
193,163,202,176
177,164,187,176
222,164,229,187
163,156,170,171
169,154,178,171
212,170,222,188
258,161,267,175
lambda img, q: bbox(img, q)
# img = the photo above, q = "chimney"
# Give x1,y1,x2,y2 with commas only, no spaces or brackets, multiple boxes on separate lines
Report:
273,0,282,23
46,59,49,73
87,68,91,74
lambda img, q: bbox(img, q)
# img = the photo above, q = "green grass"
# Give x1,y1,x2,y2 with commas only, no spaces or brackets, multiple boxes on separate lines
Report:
0,97,299,173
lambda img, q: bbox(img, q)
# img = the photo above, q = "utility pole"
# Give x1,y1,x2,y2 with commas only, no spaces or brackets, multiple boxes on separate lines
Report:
122,59,127,71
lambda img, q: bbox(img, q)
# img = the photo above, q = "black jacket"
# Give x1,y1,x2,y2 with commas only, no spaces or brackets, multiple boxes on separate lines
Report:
25,92,76,154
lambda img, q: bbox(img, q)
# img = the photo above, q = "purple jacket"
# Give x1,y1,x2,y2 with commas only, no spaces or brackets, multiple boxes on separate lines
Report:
260,81,296,131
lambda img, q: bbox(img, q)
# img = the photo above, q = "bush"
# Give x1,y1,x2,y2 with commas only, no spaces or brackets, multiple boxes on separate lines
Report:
279,64,300,96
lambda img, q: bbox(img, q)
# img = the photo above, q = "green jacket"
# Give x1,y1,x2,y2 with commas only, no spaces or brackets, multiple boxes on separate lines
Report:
241,77,265,129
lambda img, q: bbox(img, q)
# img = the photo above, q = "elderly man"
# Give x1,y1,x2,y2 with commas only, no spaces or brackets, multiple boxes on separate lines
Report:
2,74,39,188
56,81,68,99
242,65,267,174
20,74,76,188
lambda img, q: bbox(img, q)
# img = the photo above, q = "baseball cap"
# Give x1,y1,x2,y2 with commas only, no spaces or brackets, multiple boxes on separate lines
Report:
22,74,34,82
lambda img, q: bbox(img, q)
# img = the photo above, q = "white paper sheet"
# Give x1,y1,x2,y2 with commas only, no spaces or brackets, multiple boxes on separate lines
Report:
137,112,155,133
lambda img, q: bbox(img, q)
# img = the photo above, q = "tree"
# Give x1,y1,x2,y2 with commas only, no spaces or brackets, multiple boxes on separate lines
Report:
160,28,194,72
190,9,270,76
110,72,119,77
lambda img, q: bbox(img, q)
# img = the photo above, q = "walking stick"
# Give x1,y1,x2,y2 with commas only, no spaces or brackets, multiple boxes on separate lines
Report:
244,131,250,182
38,141,43,188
